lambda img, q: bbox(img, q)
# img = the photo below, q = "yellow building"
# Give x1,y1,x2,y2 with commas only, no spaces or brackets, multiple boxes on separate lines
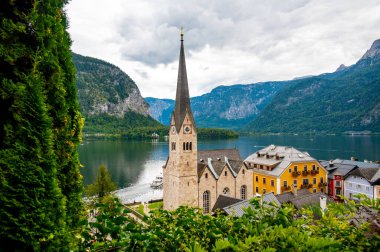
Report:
245,145,328,195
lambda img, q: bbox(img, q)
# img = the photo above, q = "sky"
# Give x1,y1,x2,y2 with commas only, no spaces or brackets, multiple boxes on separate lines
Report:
66,0,380,99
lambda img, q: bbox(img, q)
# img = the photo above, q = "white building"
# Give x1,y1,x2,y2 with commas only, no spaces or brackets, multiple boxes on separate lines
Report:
344,167,380,200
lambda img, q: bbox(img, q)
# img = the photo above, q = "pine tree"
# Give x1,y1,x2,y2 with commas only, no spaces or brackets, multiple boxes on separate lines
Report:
0,0,83,249
87,165,118,198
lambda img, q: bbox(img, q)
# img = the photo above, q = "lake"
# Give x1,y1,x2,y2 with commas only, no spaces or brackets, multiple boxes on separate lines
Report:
78,135,380,202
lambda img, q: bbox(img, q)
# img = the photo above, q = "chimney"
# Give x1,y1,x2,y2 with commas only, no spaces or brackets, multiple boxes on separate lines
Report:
329,160,334,167
320,196,327,211
292,184,297,197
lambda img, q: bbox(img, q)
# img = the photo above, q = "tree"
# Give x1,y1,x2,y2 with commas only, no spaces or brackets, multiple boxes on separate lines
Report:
0,0,83,249
87,165,117,198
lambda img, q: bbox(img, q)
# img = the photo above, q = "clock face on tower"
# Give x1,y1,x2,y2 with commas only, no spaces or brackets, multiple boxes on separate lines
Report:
184,125,192,134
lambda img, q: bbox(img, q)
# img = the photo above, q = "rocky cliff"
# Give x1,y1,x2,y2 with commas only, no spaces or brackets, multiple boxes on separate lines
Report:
73,53,160,132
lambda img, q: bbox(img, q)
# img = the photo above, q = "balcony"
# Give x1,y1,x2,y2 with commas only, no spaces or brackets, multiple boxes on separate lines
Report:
302,170,309,176
281,185,291,191
300,184,312,189
318,182,327,187
292,171,301,177
310,170,319,175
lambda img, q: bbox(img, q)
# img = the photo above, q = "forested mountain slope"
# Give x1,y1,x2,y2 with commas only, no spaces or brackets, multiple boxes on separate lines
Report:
73,53,160,133
246,39,380,133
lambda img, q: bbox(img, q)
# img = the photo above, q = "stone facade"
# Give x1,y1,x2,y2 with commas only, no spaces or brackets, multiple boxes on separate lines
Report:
163,112,198,210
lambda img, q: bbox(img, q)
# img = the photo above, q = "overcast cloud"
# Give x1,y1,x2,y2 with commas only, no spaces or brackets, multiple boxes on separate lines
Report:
66,0,380,98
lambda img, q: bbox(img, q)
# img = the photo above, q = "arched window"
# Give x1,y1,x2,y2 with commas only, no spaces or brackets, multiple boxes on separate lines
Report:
171,142,176,150
223,187,230,195
189,142,192,150
186,142,189,150
241,185,247,200
203,191,210,213
183,142,185,150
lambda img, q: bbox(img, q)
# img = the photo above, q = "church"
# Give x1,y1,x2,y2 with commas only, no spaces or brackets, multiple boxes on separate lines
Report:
163,31,253,213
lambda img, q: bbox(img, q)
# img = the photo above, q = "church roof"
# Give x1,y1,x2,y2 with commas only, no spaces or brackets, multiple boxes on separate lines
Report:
173,31,192,132
198,149,242,162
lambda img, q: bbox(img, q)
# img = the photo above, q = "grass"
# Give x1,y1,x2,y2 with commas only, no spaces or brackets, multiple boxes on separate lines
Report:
148,201,163,211
135,204,145,215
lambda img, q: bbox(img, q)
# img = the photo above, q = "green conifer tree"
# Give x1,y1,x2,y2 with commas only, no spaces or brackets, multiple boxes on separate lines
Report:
87,165,118,198
0,0,83,249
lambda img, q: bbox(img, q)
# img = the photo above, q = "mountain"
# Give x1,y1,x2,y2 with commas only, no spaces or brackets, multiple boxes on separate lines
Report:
246,39,380,133
146,82,288,129
73,53,160,133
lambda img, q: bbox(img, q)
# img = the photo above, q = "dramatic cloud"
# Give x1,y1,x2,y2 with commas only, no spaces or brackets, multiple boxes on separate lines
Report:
66,0,380,98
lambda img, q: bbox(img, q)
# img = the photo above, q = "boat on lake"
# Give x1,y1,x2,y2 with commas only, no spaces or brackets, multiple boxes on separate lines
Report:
150,175,163,189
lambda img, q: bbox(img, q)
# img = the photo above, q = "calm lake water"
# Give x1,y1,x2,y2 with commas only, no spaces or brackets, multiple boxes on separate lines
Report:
78,135,380,202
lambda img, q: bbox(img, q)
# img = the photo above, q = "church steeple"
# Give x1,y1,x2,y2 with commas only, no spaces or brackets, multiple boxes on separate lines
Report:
173,27,193,132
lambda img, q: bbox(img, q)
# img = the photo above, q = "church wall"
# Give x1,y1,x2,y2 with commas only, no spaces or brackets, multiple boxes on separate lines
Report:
235,166,253,200
216,165,237,200
198,169,218,213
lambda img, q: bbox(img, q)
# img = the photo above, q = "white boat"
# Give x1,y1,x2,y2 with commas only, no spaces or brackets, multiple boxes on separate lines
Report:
150,176,163,189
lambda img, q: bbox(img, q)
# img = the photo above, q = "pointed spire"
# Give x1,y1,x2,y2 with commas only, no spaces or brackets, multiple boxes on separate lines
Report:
173,27,192,132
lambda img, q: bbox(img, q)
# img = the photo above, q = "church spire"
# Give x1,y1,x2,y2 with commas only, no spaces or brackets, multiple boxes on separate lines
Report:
173,27,192,132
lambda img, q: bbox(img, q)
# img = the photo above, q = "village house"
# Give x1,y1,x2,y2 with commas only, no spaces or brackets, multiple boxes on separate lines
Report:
321,158,379,201
162,30,253,213
344,166,380,200
245,145,328,195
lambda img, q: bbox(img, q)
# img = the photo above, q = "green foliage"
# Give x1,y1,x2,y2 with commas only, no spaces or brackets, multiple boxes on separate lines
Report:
0,0,83,249
87,165,117,197
80,196,136,251
81,196,380,251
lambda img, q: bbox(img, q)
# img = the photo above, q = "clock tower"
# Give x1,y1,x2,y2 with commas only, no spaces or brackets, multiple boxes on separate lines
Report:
163,29,198,210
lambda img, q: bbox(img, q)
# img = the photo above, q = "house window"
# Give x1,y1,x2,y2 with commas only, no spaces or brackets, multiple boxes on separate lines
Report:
317,167,320,171
289,169,292,173
205,173,208,179
225,171,227,176
242,169,245,175
303,179,309,185
255,176,258,182
313,178,317,184
320,177,324,183
256,187,259,193
357,185,361,189
283,181,288,187
254,164,257,168
313,188,317,193
223,187,230,195
203,191,210,213
263,189,266,194
271,180,274,187
293,180,297,187
189,142,192,150
335,181,341,187
241,185,247,200
304,165,307,171
171,142,176,150
321,188,324,193
263,178,266,184
312,165,316,170
260,165,263,169
294,166,298,172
